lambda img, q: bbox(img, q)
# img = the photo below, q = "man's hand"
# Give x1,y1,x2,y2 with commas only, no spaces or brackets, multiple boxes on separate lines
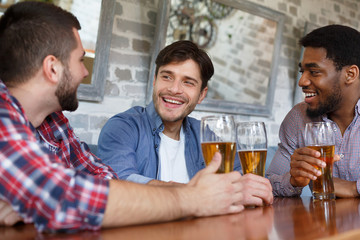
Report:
334,178,359,198
0,200,22,226
102,153,273,228
236,173,273,207
289,147,340,188
185,152,273,217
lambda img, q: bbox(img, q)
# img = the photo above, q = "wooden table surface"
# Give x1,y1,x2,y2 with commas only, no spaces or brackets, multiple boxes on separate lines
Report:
1,197,360,240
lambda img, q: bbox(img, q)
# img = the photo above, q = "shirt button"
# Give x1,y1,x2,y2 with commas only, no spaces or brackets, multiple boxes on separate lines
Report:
340,154,344,159
333,128,337,132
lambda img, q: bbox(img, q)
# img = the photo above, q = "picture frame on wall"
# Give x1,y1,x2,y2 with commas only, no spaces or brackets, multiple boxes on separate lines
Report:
147,0,285,117
0,0,115,102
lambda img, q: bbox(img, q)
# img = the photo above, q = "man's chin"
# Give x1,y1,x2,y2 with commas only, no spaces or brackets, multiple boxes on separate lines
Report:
64,106,78,112
61,99,79,112
306,106,323,118
161,113,185,123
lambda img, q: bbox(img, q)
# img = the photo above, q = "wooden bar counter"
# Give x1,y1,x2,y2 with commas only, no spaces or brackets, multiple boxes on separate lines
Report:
1,197,360,240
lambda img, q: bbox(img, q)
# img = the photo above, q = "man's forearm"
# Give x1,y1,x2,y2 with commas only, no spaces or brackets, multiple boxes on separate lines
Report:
334,178,360,198
102,180,191,227
147,179,185,187
268,172,302,197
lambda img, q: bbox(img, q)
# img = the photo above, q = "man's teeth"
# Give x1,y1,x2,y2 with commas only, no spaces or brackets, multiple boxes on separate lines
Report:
305,93,317,97
164,98,182,104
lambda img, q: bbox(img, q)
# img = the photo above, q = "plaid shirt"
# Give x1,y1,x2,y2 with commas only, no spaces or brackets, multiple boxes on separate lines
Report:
0,80,116,232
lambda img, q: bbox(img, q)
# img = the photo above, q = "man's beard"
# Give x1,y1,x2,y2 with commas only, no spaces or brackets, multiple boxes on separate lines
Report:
55,67,79,112
306,82,342,118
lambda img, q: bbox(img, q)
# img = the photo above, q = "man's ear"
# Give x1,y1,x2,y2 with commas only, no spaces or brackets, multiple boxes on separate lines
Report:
43,55,62,84
345,65,359,85
198,86,208,104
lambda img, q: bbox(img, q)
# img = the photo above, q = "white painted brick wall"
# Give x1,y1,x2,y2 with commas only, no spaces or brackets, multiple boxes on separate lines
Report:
65,0,360,147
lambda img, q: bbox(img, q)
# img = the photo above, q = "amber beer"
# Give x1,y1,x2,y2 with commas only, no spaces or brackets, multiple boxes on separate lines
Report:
307,145,335,200
238,149,267,176
201,142,236,173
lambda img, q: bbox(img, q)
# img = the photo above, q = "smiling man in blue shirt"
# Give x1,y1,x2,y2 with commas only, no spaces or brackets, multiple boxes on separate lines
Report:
98,41,243,185
98,40,272,206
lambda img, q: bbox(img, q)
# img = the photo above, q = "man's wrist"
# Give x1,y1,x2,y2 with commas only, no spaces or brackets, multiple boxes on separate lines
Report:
285,172,303,196
176,185,196,218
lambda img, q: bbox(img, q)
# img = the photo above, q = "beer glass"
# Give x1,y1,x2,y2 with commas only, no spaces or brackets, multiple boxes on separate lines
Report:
236,122,267,176
200,115,236,173
305,122,336,200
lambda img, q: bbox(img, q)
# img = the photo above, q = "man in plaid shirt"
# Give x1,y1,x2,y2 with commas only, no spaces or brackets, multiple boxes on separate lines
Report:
0,1,273,232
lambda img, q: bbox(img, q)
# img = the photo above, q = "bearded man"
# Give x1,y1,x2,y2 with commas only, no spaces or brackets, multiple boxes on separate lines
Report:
266,24,360,198
0,1,272,231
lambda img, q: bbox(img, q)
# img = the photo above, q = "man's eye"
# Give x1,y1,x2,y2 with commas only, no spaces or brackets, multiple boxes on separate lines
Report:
184,81,195,86
310,71,320,76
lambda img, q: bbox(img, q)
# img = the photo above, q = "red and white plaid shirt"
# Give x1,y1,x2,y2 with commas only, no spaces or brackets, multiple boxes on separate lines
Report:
0,80,117,232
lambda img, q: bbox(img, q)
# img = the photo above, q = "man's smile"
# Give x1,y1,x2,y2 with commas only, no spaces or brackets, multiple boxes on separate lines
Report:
163,97,183,105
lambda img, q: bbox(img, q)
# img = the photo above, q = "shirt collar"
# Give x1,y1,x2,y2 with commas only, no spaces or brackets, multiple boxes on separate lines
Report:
355,99,360,116
0,79,31,128
322,98,360,123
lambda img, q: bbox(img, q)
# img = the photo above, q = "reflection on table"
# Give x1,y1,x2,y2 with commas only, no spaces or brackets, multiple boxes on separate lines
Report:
1,197,360,240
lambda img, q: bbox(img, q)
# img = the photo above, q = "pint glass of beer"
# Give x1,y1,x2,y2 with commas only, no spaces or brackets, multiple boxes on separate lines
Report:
236,122,267,176
305,122,336,200
200,115,236,173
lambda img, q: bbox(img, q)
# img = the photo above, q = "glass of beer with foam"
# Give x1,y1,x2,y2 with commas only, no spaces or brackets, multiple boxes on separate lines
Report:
200,115,236,173
305,122,336,200
236,122,267,177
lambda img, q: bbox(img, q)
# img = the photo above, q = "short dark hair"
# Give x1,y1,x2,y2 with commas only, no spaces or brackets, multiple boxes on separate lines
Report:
155,40,214,91
299,24,360,71
0,1,81,86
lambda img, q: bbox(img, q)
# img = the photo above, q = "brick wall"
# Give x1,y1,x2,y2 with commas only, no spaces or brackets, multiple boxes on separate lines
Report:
65,0,360,147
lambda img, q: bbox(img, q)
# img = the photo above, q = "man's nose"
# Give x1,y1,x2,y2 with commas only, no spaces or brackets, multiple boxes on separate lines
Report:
168,79,183,93
298,73,310,87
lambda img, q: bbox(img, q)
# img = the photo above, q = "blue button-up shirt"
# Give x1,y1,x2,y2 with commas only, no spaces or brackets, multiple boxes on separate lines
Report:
98,102,241,184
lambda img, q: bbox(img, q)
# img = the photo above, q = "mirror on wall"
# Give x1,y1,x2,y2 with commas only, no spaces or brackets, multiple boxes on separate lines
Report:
0,0,114,102
146,0,285,116
76,0,114,102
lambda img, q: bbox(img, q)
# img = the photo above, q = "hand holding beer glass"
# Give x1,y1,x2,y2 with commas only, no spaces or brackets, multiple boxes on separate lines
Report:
200,115,236,173
305,122,336,200
236,122,267,177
